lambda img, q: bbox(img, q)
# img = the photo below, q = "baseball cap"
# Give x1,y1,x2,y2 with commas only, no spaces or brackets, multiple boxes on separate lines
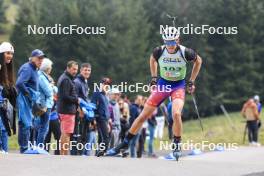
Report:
31,49,46,58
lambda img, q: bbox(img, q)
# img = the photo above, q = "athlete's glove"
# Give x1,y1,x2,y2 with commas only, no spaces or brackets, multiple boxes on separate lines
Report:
186,80,195,94
149,76,158,86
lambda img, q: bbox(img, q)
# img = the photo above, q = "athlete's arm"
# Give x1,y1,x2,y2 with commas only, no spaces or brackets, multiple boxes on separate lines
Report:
189,55,202,82
150,55,158,77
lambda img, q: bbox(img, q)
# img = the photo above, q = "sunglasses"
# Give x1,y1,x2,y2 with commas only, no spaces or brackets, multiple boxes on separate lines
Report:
164,40,177,46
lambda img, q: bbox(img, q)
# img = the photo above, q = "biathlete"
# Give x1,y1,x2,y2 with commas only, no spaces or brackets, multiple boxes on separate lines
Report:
105,26,202,160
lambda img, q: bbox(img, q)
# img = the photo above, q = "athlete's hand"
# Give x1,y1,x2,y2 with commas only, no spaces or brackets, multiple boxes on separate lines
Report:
149,76,158,86
187,80,195,94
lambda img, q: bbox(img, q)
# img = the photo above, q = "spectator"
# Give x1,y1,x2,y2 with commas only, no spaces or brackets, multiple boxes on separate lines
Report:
253,95,262,128
137,96,148,157
16,49,45,153
154,102,168,139
129,95,143,158
0,42,17,153
72,63,91,155
119,98,130,142
35,58,54,145
241,98,261,146
109,88,122,148
57,60,79,155
147,109,157,157
44,80,60,155
91,77,111,156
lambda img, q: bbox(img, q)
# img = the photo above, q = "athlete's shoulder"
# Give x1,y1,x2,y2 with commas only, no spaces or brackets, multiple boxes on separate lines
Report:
152,45,165,61
179,45,197,62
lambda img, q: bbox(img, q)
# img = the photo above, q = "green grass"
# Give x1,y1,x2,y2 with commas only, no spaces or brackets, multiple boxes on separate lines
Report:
154,112,264,150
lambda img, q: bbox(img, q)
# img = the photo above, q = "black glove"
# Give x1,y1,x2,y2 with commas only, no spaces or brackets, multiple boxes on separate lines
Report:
149,76,158,86
186,80,195,94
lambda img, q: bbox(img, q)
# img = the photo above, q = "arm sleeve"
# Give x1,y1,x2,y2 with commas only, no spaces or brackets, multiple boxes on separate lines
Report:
60,79,78,104
16,67,31,95
152,47,163,62
184,48,197,62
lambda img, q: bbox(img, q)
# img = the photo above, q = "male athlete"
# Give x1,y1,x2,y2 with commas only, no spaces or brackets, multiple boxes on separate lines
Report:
105,26,202,160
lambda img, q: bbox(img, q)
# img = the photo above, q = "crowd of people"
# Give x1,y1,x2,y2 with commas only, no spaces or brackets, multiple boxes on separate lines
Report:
0,42,169,157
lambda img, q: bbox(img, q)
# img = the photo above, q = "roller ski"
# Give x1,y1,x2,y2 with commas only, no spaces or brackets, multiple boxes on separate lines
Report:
104,140,129,157
172,144,182,162
161,142,181,161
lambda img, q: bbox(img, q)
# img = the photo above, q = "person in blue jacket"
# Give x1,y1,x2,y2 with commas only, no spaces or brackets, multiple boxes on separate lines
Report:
34,58,54,145
91,77,112,156
16,49,45,153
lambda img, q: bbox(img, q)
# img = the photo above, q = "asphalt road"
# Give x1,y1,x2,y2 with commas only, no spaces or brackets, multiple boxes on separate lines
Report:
0,146,263,176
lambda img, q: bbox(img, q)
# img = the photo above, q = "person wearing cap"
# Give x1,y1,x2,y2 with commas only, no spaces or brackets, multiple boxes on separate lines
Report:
241,98,261,146
57,60,80,155
71,63,91,155
0,42,17,153
108,88,122,148
16,49,45,153
91,77,111,156
253,95,262,131
253,95,262,114
106,26,202,161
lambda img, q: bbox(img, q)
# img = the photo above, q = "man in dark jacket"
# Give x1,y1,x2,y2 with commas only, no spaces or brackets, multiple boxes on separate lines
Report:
57,60,79,155
16,49,45,153
71,63,91,155
91,77,111,156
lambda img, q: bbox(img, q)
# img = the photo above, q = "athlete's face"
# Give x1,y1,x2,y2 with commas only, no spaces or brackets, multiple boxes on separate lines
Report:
164,39,178,53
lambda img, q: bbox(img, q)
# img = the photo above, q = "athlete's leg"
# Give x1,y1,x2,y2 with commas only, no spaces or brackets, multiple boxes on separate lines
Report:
170,88,185,160
171,88,185,137
172,98,184,137
129,104,156,134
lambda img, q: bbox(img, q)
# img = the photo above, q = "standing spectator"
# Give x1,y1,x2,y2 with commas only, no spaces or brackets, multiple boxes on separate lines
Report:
0,42,17,153
253,95,262,128
57,61,79,155
72,63,91,155
241,98,261,146
109,88,121,148
137,96,148,157
35,58,54,145
147,110,157,157
91,77,111,156
16,49,45,153
44,83,61,155
129,95,143,158
154,103,168,139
